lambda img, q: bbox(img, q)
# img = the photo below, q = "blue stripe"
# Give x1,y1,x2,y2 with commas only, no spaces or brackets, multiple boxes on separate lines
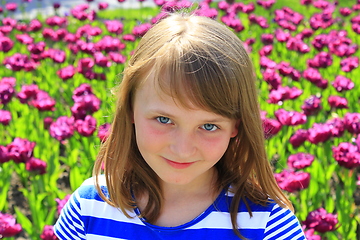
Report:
83,216,265,239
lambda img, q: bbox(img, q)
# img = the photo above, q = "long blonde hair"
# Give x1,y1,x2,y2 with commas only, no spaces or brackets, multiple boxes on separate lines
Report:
93,13,292,239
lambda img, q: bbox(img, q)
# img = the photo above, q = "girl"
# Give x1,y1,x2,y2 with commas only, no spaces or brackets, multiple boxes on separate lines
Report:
54,13,306,240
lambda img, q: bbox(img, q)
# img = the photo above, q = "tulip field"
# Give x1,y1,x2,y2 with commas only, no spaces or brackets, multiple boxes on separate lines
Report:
0,0,359,239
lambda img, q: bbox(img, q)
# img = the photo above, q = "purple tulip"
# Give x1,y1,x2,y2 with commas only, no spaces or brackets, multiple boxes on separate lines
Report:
297,28,313,39
5,3,17,12
0,110,12,126
55,195,71,215
307,51,332,68
122,34,136,42
77,57,94,74
75,115,97,137
0,36,14,52
256,0,275,9
274,170,310,193
49,116,75,142
0,77,16,105
303,208,338,233
313,0,330,9
302,68,328,89
71,84,101,119
286,37,310,53
28,19,42,32
326,117,345,138
132,23,152,37
332,142,360,169
332,75,354,92
94,52,112,67
99,2,109,10
249,14,269,28
42,28,58,41
307,123,332,144
289,129,309,148
95,36,125,53
340,56,358,72
45,16,67,27
262,68,281,89
260,56,277,68
17,84,38,103
30,90,56,111
53,3,61,9
221,13,244,32
57,65,76,81
259,45,273,56
275,28,291,42
328,96,348,109
40,225,58,240
301,95,322,116
288,153,315,170
43,48,66,63
261,33,273,45
275,109,307,126
3,53,38,71
268,86,302,104
6,138,36,163
0,212,22,237
277,61,300,81
98,123,111,142
193,2,218,19
304,229,321,240
300,0,312,5
105,20,124,35
262,118,282,139
28,41,46,54
108,52,127,64
344,112,360,134
25,157,47,175
2,18,16,27
0,145,9,163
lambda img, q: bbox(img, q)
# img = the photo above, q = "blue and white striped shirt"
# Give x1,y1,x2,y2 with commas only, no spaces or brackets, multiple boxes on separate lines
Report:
54,177,306,240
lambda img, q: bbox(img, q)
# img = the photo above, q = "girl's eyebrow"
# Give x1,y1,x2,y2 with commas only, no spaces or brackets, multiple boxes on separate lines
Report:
148,109,230,123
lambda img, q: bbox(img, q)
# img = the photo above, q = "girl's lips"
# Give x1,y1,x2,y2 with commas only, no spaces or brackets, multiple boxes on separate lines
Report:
164,158,195,169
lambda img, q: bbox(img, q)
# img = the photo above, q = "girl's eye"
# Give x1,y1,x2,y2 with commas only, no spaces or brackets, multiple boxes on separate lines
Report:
156,116,172,124
201,123,218,132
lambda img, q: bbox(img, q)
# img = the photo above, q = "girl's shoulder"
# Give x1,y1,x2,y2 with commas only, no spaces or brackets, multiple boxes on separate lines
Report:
74,175,110,201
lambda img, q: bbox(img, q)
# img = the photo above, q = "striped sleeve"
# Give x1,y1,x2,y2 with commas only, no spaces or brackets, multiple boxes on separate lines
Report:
54,190,87,240
263,204,306,240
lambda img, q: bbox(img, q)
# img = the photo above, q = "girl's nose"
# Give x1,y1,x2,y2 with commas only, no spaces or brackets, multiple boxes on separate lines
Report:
169,130,196,159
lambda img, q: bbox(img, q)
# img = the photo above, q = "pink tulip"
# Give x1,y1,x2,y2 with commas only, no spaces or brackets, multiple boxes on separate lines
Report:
0,110,11,126
26,157,47,175
0,36,14,52
57,65,76,81
40,225,58,240
289,129,309,148
274,170,310,193
328,96,348,109
75,115,97,137
5,3,17,12
98,123,111,142
287,153,315,170
0,77,16,105
303,208,338,233
7,138,36,163
275,109,307,126
49,116,75,142
0,212,22,237
301,95,322,116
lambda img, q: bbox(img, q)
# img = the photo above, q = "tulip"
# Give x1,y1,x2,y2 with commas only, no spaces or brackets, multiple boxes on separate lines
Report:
261,33,273,45
53,3,61,9
287,153,315,170
304,228,321,240
6,138,36,163
326,117,345,138
5,3,17,12
105,20,123,35
55,195,71,215
108,52,127,64
275,109,307,126
340,56,359,72
28,41,46,54
313,0,330,9
0,77,16,105
307,51,332,68
0,110,12,126
249,14,269,28
95,36,125,53
132,23,152,37
40,225,58,240
0,145,9,163
0,36,14,52
332,142,360,169
268,86,302,104
289,129,309,148
307,123,332,144
28,19,42,32
3,53,38,71
25,157,47,174
286,37,310,53
0,212,22,237
332,75,354,92
344,112,360,134
256,0,275,9
122,34,136,42
262,118,282,139
260,56,276,68
45,16,67,27
328,96,348,109
57,65,76,81
302,68,328,89
275,28,291,42
274,170,310,193
44,117,53,130
99,2,109,10
30,90,56,111
262,68,281,89
49,116,75,142
259,45,272,56
303,208,338,233
98,123,111,142
300,0,312,5
301,95,322,116
75,115,97,137
2,18,17,27
94,52,112,67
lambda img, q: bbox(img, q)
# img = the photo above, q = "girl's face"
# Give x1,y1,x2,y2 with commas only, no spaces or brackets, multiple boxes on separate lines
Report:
132,78,238,188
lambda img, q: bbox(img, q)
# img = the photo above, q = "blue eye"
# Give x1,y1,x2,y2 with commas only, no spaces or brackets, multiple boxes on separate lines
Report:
202,123,218,131
156,116,172,124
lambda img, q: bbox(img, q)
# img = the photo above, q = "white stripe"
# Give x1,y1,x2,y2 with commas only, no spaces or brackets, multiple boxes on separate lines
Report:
263,217,299,239
81,198,143,225
87,234,127,240
187,211,270,229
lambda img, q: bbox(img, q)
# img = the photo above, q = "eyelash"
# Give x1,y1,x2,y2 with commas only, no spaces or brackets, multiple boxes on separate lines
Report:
155,117,219,132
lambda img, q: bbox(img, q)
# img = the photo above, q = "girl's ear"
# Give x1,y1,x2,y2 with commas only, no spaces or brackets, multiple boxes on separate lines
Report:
230,120,240,138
